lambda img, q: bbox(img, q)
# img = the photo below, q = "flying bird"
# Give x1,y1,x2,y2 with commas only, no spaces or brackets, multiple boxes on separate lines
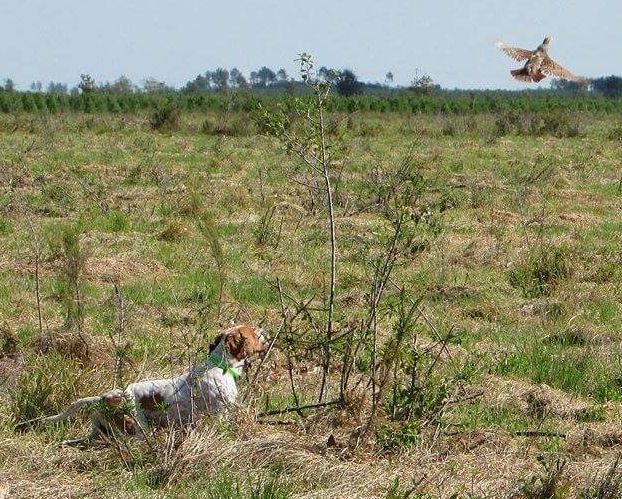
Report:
496,37,582,83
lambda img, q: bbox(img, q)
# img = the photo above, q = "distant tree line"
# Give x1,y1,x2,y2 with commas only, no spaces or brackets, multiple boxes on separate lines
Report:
546,76,622,98
2,66,622,116
3,68,622,98
0,67,410,97
184,67,290,91
3,87,622,115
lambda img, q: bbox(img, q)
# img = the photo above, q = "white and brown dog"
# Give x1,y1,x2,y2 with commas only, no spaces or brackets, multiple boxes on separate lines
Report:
17,325,268,446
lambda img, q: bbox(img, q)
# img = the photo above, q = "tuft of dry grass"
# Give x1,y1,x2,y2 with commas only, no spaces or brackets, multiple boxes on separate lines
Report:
1,323,19,359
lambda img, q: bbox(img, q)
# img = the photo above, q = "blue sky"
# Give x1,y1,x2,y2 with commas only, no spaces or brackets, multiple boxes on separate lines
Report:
1,0,618,90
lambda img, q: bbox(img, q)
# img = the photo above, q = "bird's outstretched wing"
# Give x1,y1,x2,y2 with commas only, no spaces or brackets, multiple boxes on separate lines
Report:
496,42,533,61
541,56,582,81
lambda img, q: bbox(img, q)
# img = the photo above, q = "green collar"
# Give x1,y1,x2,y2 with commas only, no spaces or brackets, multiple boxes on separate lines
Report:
208,353,240,381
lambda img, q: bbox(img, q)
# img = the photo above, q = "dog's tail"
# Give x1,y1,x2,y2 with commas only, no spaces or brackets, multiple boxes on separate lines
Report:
15,396,103,431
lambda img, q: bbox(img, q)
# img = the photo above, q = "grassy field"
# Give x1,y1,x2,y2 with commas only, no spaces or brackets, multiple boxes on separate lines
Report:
1,108,622,498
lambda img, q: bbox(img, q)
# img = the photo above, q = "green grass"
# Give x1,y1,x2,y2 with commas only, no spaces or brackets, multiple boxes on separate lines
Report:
2,110,622,496
123,469,294,499
448,401,558,434
497,341,622,401
93,209,132,233
232,275,279,306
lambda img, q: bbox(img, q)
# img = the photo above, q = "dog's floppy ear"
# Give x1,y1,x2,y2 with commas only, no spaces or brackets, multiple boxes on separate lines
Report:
224,328,247,360
224,326,265,360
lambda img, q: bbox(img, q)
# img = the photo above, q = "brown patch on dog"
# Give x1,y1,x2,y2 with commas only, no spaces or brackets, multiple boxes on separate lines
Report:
138,392,167,412
224,325,266,361
97,390,138,436
104,412,137,436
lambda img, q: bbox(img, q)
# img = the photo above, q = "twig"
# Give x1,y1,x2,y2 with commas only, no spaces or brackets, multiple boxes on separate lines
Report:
443,389,484,406
317,90,337,404
75,175,110,212
28,220,43,337
423,326,454,380
257,400,340,418
515,430,566,438
110,280,126,388
241,321,281,403
386,275,452,359
257,419,297,426
108,426,132,470
523,410,548,457
278,279,303,416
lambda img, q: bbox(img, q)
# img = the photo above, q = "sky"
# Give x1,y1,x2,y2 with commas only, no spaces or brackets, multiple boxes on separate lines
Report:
1,0,619,90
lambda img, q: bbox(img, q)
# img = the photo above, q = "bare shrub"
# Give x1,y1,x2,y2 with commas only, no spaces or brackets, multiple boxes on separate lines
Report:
258,54,468,450
495,110,581,138
150,103,181,132
509,246,572,298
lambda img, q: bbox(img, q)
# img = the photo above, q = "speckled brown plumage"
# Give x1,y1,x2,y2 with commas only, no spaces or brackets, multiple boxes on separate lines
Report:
496,37,583,83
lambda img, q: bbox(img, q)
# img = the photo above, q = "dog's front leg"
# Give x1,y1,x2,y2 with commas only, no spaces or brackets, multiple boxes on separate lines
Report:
123,387,153,439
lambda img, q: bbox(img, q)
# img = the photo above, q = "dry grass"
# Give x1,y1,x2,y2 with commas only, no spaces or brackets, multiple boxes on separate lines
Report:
1,111,622,497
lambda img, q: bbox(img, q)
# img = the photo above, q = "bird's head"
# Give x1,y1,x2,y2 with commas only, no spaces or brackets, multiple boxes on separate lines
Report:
543,36,551,46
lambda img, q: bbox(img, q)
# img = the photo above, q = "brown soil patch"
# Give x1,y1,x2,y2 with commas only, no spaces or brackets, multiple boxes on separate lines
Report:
1,324,20,359
3,251,170,283
559,212,599,226
87,255,170,282
567,423,622,454
482,376,593,420
489,209,522,226
32,330,115,367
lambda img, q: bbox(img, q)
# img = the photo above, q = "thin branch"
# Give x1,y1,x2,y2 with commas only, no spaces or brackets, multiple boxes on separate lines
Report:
257,400,340,418
277,278,303,416
514,430,567,438
318,96,337,404
386,274,452,359
242,320,282,403
27,220,43,337
111,281,126,388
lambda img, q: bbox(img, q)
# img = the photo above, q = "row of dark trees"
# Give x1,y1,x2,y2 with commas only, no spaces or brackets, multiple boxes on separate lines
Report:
3,69,622,98
2,74,175,96
183,66,403,96
552,76,622,98
184,67,290,91
1,67,415,97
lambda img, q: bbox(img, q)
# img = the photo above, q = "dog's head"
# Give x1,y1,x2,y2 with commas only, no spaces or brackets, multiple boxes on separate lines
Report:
211,325,269,363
